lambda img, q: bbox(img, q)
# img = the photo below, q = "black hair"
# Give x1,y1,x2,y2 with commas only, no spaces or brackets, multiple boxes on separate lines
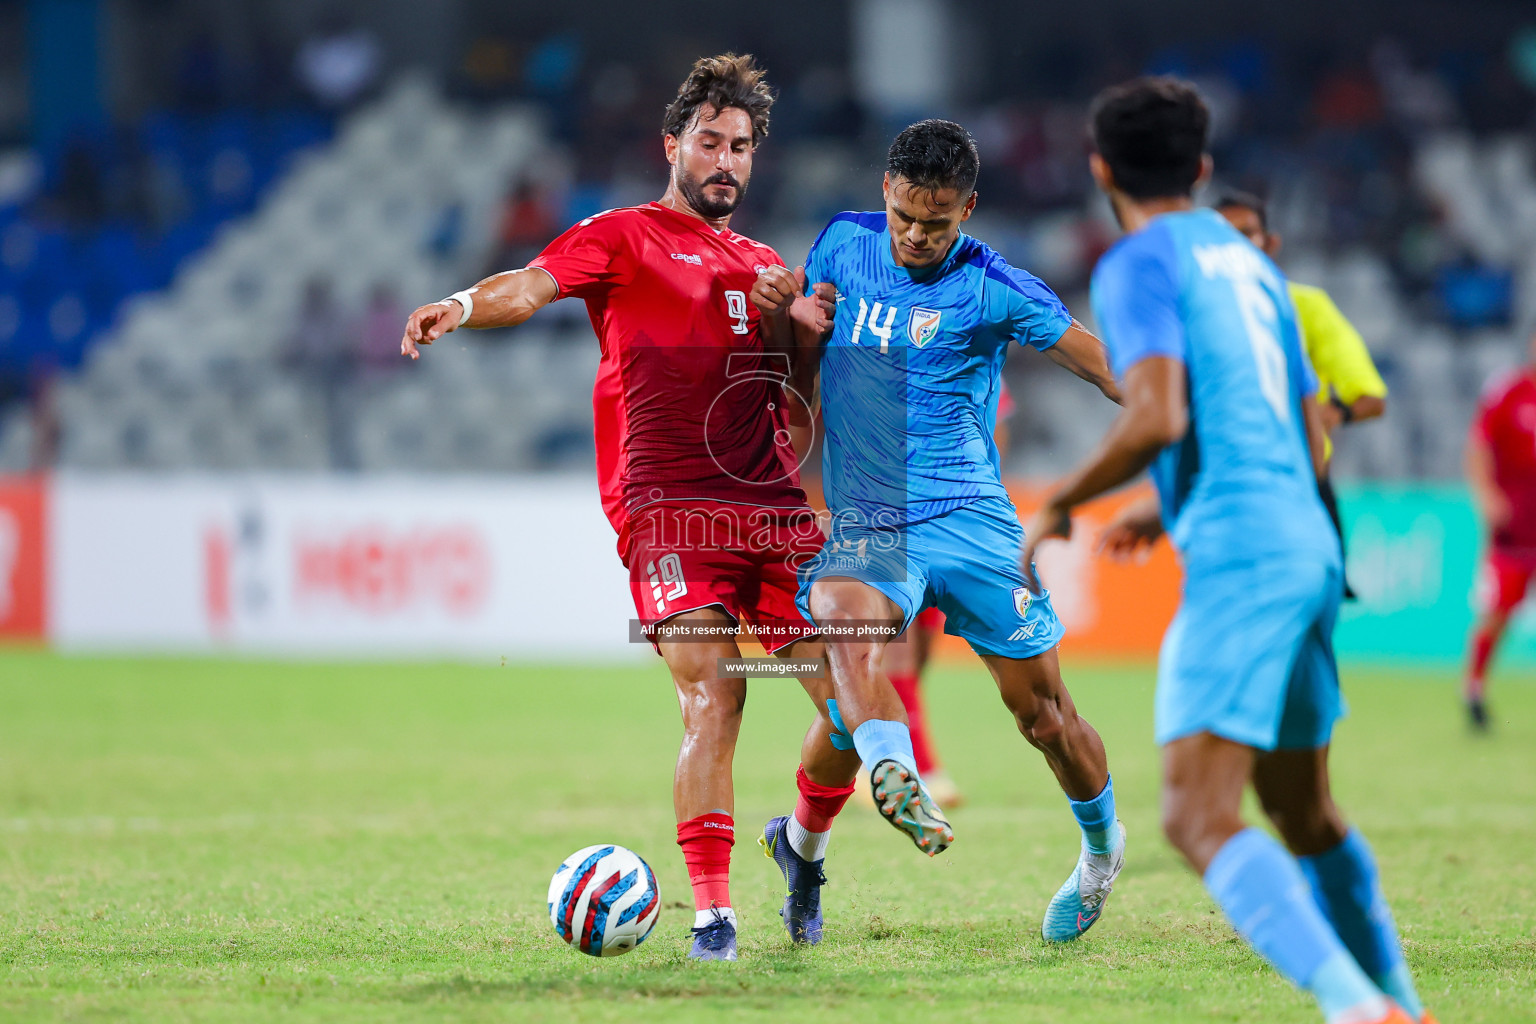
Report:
1089,77,1210,199
662,53,774,145
886,119,980,198
1213,189,1269,233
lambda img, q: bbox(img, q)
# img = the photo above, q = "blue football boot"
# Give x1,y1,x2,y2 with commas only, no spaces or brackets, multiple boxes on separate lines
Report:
759,815,828,944
1042,820,1126,942
687,907,738,961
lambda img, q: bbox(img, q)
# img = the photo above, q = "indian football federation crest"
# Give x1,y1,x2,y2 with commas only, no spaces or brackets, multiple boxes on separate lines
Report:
907,307,942,348
1012,586,1032,618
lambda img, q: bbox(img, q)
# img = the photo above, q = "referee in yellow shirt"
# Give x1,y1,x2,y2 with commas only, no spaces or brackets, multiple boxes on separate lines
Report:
1217,192,1388,598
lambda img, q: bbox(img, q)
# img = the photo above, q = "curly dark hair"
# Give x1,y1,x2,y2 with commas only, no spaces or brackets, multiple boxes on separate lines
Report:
1089,77,1210,200
662,53,774,145
887,119,980,197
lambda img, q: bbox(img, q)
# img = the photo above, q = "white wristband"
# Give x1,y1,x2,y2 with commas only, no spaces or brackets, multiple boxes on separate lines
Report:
444,289,475,326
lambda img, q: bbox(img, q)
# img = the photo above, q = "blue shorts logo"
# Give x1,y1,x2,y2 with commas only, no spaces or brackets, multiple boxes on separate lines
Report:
1012,586,1031,618
908,307,942,348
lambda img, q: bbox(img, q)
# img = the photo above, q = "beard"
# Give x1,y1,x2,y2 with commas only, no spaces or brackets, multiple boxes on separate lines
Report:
676,167,747,219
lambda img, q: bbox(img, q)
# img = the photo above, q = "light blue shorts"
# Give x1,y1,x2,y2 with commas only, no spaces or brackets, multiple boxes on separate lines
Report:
1157,553,1345,751
795,495,1064,660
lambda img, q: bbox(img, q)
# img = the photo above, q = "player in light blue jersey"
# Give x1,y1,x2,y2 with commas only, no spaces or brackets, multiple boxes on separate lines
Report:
751,120,1128,945
1020,79,1432,1024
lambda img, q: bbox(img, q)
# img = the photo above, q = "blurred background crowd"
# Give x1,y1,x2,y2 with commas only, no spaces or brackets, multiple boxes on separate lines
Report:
1,0,1534,481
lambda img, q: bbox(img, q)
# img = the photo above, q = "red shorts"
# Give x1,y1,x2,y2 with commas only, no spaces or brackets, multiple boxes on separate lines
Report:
1477,548,1536,615
913,606,946,632
623,501,824,654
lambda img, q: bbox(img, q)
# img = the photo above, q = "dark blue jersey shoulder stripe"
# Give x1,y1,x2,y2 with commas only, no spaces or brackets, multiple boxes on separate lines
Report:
825,210,887,234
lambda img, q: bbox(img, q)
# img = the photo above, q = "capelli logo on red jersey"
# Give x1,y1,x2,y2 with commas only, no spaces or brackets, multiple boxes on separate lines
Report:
670,252,703,266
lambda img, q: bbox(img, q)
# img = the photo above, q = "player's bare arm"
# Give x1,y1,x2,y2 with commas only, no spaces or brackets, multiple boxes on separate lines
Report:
1301,392,1329,482
1021,355,1187,588
1044,321,1121,404
752,265,834,420
1466,431,1511,528
1318,392,1386,434
399,267,558,359
1344,393,1385,422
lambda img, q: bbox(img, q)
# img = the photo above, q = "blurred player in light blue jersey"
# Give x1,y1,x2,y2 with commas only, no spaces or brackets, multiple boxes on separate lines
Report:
1021,78,1434,1024
750,120,1127,944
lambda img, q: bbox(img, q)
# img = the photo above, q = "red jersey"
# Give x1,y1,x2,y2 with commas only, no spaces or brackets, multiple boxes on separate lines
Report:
528,202,808,541
1472,368,1536,551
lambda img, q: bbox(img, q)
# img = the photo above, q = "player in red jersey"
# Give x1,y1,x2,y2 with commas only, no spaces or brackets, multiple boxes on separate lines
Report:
399,55,861,960
1464,330,1536,730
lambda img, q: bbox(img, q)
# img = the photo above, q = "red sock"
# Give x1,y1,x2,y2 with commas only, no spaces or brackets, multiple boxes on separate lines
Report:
888,672,938,774
793,765,856,832
676,812,734,911
1467,627,1497,700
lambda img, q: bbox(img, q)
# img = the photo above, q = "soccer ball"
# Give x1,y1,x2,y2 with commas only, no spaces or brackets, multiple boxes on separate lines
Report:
547,845,660,957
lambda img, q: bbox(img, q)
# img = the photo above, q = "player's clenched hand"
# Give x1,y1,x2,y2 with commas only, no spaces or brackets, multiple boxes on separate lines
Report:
1097,495,1165,563
400,300,463,360
1020,500,1073,594
751,264,804,317
790,279,836,337
793,280,837,337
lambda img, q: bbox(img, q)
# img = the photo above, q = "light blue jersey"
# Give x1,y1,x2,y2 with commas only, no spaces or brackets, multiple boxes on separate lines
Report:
794,211,1071,659
805,211,1072,528
1092,208,1343,750
1091,208,1335,566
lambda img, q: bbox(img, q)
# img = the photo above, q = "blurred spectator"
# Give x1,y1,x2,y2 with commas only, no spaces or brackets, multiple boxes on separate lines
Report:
286,277,348,377
285,277,354,468
426,200,464,264
176,31,227,112
295,20,382,110
52,141,106,226
27,371,59,470
461,36,522,100
1371,41,1460,137
1511,26,1536,93
1437,260,1514,328
353,282,405,382
488,182,558,273
1313,66,1383,128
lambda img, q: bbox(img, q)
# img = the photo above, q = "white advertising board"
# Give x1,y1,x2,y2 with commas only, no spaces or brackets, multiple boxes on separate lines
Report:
50,474,639,658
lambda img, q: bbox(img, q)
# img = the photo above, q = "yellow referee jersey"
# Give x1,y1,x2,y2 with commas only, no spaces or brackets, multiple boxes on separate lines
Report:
1288,281,1387,460
1287,281,1387,404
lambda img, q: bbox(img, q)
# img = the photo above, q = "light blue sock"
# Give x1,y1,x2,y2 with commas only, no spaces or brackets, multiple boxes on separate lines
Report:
1204,828,1386,1022
851,719,917,776
1067,774,1119,854
1300,830,1423,1020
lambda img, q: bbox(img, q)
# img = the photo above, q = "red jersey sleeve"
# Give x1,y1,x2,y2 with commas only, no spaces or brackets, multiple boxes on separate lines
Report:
527,210,629,300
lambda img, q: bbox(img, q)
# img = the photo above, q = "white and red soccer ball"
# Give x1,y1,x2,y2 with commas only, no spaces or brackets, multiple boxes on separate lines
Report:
547,845,660,957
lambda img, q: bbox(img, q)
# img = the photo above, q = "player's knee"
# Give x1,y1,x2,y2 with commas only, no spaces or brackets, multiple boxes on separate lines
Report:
1006,688,1065,748
676,687,745,736
1019,703,1064,748
1160,788,1220,862
684,700,742,740
807,584,858,624
1160,801,1204,861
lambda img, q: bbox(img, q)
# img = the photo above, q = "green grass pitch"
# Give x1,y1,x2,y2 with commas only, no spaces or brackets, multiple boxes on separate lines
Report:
0,650,1532,1023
